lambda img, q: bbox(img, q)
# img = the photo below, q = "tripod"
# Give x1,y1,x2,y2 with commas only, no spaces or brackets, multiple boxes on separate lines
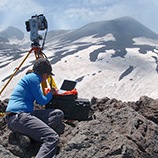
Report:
0,44,57,96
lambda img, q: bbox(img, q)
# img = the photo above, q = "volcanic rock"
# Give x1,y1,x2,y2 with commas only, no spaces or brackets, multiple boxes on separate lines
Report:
0,96,158,158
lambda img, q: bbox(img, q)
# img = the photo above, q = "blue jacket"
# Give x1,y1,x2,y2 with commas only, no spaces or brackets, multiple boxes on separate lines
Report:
6,72,53,113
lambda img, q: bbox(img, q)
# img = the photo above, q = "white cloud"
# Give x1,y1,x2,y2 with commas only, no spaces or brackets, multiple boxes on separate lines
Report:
0,0,44,13
0,0,158,33
0,0,44,31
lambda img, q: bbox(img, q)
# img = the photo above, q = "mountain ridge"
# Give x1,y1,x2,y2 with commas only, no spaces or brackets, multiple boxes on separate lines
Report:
59,16,158,42
0,16,158,102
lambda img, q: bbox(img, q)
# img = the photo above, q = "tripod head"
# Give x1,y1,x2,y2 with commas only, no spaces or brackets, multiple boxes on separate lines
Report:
0,14,54,96
25,14,48,49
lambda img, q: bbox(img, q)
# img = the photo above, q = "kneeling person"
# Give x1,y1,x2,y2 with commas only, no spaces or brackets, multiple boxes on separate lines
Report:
6,58,64,158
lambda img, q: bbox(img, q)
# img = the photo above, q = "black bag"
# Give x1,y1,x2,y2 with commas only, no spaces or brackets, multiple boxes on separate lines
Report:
45,95,91,121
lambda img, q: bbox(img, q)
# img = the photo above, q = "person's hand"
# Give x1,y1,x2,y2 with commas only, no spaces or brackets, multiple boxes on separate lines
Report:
50,87,58,95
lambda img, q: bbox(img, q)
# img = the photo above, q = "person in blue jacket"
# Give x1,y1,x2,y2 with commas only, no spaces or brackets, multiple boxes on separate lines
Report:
5,58,64,158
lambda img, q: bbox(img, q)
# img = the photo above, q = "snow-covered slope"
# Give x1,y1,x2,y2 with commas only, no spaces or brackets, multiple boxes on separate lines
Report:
0,16,158,101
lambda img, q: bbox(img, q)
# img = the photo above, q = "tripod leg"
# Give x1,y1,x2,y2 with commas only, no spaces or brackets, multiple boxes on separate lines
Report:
0,49,33,96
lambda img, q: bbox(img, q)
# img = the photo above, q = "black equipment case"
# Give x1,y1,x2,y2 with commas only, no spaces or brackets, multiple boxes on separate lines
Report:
45,95,91,121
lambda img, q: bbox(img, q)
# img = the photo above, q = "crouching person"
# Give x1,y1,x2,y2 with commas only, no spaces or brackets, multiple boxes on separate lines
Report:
5,58,64,158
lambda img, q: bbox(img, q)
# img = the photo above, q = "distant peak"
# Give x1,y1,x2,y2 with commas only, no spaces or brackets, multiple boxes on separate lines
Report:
1,26,24,40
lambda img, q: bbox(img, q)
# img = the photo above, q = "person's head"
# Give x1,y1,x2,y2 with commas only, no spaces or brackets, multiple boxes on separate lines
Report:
33,58,54,81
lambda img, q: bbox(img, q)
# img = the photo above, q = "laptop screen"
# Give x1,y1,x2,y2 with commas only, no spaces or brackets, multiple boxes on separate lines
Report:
60,79,77,91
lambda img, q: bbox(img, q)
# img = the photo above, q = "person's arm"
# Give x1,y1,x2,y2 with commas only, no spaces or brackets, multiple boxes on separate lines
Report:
29,76,53,105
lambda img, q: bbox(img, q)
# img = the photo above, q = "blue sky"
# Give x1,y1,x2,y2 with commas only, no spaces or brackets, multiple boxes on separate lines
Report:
0,0,158,33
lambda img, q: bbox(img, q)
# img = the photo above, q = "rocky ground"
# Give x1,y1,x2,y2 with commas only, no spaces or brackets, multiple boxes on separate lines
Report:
0,95,158,158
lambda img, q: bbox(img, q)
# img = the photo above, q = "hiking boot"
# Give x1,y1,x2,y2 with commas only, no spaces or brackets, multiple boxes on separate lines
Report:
8,132,18,145
8,132,31,147
54,123,65,135
18,134,31,147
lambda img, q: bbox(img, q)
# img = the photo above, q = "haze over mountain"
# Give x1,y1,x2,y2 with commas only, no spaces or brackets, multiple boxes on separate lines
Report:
0,16,158,101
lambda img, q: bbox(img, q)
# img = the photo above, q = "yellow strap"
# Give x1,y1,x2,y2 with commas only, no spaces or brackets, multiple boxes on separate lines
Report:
48,76,57,89
41,76,57,95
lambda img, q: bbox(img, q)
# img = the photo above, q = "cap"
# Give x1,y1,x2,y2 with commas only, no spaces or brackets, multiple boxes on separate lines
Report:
33,58,54,76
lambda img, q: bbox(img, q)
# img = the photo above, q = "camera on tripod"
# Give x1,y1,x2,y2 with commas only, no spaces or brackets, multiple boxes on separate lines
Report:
25,14,48,45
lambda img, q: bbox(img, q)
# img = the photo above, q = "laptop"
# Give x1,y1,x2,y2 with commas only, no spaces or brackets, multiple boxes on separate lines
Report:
57,79,77,94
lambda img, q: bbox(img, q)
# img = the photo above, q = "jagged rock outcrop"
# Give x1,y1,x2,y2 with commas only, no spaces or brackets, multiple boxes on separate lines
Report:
0,96,158,158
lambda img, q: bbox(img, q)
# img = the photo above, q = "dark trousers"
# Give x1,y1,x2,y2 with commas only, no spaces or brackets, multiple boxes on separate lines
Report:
6,109,64,158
